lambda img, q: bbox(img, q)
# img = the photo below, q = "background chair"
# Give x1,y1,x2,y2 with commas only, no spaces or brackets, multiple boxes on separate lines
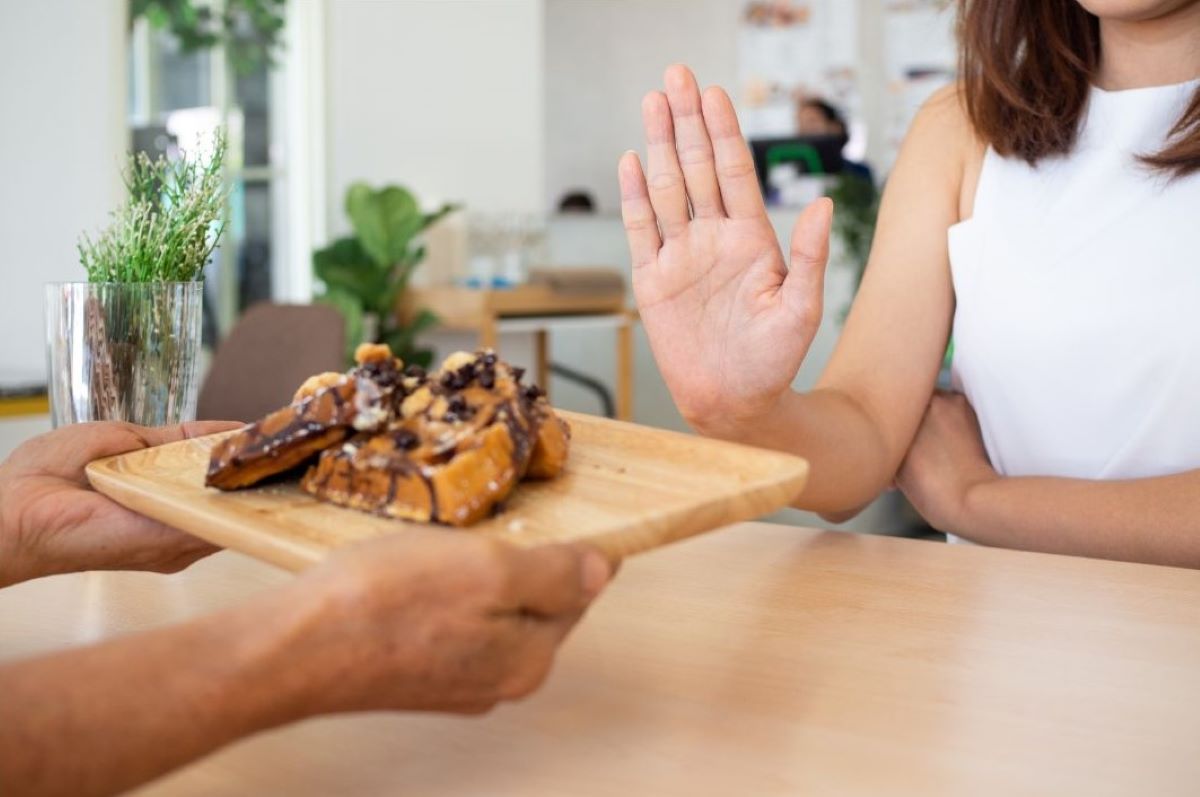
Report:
197,303,346,422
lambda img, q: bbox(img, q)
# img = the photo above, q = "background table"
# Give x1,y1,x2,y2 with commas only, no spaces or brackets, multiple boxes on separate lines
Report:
402,284,635,420
3,523,1199,796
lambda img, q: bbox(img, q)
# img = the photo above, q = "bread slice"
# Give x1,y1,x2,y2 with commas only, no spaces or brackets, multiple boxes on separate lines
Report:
205,344,413,490
527,407,571,480
300,351,557,526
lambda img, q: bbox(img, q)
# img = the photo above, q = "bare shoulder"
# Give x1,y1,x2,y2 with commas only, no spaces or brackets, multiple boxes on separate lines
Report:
906,84,976,159
898,83,986,220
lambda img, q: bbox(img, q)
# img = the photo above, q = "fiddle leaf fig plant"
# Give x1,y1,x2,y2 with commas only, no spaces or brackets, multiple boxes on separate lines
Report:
314,183,455,368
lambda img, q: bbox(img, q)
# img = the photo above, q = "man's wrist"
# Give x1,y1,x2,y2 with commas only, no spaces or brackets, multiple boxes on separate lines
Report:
201,583,340,733
0,471,34,589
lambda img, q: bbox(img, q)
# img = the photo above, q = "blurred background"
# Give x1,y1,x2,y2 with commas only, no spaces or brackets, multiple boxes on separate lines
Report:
0,0,955,534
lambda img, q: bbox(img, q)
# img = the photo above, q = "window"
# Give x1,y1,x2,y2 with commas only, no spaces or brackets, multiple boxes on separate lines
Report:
127,10,290,343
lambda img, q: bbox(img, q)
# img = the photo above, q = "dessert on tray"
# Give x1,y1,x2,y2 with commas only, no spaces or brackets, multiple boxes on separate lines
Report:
206,344,570,526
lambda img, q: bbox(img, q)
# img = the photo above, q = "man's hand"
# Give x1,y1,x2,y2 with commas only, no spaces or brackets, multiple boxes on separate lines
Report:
896,392,998,535
276,530,613,716
0,420,242,587
618,64,832,436
0,530,613,797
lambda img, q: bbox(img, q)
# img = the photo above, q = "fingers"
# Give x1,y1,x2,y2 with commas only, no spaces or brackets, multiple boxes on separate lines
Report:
663,65,723,218
503,543,612,619
618,151,662,269
136,420,246,447
782,198,833,319
641,91,691,237
700,86,766,219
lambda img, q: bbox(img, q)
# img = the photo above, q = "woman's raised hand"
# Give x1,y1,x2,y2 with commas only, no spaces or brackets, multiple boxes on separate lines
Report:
619,65,832,436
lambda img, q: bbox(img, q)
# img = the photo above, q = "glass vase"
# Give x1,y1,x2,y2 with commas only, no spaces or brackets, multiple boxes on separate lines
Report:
45,282,203,428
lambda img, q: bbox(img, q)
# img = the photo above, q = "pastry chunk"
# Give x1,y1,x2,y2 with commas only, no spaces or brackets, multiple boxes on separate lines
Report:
207,345,571,527
527,407,571,480
300,352,546,526
205,345,407,490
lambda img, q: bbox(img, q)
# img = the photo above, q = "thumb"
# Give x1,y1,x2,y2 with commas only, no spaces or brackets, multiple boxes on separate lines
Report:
506,543,613,619
782,197,833,320
136,420,246,448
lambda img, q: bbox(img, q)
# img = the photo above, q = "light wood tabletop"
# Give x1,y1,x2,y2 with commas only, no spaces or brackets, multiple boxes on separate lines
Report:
2,523,1199,796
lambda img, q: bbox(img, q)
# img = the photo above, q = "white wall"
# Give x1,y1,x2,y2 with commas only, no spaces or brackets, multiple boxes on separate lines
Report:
544,0,741,213
0,0,127,378
325,0,546,228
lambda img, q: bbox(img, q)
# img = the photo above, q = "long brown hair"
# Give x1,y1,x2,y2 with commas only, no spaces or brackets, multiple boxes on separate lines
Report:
957,0,1200,177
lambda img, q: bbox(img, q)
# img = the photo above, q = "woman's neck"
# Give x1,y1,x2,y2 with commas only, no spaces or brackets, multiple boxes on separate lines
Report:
1095,3,1200,90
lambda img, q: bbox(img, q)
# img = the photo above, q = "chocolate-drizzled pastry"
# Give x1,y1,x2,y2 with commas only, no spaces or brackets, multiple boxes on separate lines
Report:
205,343,407,490
300,351,546,526
527,403,571,480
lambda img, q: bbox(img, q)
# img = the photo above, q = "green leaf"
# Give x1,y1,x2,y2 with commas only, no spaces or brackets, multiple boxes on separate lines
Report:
407,348,436,369
312,237,387,304
317,288,366,366
408,307,439,336
345,183,424,267
423,203,457,230
380,308,438,366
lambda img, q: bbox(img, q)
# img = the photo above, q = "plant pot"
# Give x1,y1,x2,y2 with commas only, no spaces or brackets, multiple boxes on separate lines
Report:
44,281,203,427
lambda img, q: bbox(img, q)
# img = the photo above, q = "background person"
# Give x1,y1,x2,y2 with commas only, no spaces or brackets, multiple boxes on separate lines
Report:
796,96,874,183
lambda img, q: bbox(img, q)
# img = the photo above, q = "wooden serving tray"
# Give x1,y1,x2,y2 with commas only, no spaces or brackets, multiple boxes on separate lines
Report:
86,411,808,571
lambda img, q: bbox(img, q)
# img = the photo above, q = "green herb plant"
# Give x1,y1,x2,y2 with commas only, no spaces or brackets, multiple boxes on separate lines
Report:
314,183,455,368
79,134,227,283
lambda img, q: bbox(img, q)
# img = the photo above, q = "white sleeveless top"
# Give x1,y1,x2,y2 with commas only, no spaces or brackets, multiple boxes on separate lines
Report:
949,78,1200,481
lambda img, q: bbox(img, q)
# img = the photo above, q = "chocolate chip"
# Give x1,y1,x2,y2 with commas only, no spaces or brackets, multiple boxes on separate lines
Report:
478,369,495,389
392,429,419,450
448,395,467,414
482,351,497,366
512,366,526,381
360,359,400,388
523,384,543,401
403,364,426,379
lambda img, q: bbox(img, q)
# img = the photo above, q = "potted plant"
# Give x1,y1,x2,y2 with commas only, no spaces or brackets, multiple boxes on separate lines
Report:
45,136,227,427
313,183,454,368
827,172,880,321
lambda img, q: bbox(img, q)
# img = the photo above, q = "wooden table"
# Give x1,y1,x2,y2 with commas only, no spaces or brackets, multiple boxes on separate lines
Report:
3,524,1199,796
402,284,636,420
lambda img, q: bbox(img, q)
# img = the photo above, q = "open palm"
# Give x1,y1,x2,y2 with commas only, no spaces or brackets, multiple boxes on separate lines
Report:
619,65,832,432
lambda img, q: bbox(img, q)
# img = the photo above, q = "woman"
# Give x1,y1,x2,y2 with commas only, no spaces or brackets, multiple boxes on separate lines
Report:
618,0,1200,567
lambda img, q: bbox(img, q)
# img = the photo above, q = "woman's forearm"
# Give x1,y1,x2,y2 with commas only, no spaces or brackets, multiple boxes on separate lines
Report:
700,387,896,515
962,470,1200,569
0,587,319,797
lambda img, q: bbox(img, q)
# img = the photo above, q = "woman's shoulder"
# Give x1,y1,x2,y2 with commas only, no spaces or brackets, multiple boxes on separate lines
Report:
903,83,988,220
906,83,980,159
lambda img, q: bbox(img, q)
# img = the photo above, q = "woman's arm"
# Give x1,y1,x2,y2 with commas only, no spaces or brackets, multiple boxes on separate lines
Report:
620,67,976,516
0,531,611,797
898,392,1200,568
968,473,1200,568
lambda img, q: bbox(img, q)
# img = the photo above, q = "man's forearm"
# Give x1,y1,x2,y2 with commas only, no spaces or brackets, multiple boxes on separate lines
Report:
961,469,1200,569
0,586,320,797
